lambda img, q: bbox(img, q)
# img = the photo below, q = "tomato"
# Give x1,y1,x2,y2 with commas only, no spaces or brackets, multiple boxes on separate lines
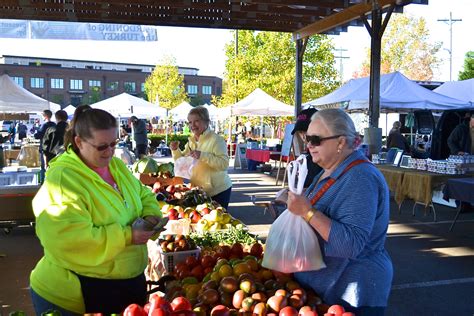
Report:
341,313,355,316
230,243,244,258
150,308,170,316
201,255,216,268
123,303,146,316
327,304,345,316
279,306,299,316
190,265,204,280
149,294,172,313
250,243,263,258
216,245,231,259
171,297,192,312
210,305,230,316
185,255,199,267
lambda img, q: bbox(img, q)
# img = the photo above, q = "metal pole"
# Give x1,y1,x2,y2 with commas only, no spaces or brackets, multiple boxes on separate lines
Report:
294,38,306,116
437,12,462,81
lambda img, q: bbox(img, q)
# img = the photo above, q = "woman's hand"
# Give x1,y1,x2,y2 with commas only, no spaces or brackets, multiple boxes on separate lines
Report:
189,150,201,159
170,141,179,151
131,227,155,245
287,191,312,217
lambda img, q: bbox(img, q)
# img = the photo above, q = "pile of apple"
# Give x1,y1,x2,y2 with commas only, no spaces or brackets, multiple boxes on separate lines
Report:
159,234,197,253
160,203,245,231
144,241,354,316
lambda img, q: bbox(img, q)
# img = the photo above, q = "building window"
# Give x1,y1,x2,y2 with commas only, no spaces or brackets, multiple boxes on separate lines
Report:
30,77,45,89
12,76,24,87
89,80,101,88
124,81,136,93
107,81,119,91
51,78,64,89
70,79,83,90
187,85,198,95
141,82,145,92
202,85,212,95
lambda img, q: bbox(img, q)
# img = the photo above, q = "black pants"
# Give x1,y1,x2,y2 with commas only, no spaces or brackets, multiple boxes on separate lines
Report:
212,186,232,210
76,273,147,314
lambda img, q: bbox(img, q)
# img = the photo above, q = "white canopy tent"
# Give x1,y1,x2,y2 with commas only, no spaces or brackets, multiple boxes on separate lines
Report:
90,93,167,118
229,88,294,142
0,74,54,112
231,88,294,116
304,72,470,112
64,105,76,116
170,101,194,121
434,78,474,104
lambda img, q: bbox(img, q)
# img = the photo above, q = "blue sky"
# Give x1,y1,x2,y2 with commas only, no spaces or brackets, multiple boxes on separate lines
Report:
0,0,471,81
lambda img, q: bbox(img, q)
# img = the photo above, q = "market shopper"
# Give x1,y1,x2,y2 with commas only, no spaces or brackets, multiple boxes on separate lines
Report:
287,108,392,315
386,121,410,152
170,106,232,209
447,113,474,155
30,105,163,315
34,109,56,182
42,110,69,165
131,115,148,158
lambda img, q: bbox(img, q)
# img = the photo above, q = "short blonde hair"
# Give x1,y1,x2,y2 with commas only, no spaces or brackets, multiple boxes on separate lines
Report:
188,106,210,124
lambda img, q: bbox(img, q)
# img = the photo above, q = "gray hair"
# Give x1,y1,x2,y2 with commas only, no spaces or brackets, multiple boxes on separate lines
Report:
312,108,358,148
188,106,210,124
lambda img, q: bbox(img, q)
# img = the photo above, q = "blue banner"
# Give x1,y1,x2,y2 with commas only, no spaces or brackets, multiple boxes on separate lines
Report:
0,19,158,41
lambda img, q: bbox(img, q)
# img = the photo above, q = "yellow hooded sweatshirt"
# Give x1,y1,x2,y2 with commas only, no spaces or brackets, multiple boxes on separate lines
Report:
172,128,232,197
30,149,161,313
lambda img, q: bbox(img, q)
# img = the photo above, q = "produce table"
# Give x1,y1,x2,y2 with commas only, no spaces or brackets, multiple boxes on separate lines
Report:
0,184,39,229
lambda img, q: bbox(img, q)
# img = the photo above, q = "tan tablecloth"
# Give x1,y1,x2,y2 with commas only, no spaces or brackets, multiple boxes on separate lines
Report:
377,165,472,207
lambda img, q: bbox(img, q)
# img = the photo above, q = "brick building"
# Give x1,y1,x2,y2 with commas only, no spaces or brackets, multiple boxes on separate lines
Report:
0,55,222,107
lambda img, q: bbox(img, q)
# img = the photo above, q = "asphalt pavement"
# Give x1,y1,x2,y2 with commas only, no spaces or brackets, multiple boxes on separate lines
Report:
1,163,474,315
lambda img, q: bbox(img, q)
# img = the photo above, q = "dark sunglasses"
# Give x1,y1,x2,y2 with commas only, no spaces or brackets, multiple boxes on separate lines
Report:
305,134,344,146
83,138,119,151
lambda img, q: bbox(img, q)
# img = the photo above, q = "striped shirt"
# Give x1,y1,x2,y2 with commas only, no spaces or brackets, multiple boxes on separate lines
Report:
294,150,393,308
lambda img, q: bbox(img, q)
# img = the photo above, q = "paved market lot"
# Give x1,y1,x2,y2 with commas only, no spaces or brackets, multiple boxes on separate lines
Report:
1,165,474,315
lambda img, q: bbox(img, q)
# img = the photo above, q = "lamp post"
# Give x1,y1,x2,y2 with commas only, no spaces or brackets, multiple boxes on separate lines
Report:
437,12,462,81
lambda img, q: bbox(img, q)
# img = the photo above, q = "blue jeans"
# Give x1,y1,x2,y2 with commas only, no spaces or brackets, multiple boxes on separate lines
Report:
30,288,80,316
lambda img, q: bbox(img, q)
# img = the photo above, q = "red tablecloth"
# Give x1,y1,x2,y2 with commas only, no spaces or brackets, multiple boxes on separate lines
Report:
246,149,271,162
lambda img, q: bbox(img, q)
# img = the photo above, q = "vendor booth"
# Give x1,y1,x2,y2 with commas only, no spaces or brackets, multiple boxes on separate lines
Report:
90,92,167,118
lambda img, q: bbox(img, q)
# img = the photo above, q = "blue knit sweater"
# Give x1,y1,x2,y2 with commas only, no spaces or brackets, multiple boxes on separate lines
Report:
295,150,393,308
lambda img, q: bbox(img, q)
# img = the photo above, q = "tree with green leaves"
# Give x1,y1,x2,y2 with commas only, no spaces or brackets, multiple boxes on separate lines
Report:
88,86,102,104
458,51,474,80
144,56,187,111
217,30,339,138
354,14,442,81
220,30,339,106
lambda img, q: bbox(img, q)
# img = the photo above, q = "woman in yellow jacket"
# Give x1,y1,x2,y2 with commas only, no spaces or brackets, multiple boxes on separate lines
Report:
170,106,232,209
30,105,163,315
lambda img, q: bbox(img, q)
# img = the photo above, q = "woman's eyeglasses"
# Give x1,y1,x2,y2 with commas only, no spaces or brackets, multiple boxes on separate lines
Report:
305,134,344,146
83,139,119,151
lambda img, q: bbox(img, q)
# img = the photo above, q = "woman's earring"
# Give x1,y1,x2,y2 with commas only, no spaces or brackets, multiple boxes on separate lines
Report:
337,148,341,153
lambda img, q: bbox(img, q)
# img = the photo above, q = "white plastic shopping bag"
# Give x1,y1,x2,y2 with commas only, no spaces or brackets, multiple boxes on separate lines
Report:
174,156,196,179
262,155,326,273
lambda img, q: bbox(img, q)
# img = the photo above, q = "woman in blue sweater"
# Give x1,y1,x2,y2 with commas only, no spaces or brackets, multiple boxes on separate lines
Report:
287,109,392,315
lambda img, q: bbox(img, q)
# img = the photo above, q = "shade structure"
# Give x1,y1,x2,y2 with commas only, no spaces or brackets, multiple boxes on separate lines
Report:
304,72,471,112
434,78,474,104
90,93,166,118
170,101,194,121
231,88,294,116
0,74,51,112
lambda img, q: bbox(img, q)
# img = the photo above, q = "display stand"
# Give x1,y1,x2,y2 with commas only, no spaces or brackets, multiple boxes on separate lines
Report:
275,124,294,186
233,144,247,170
